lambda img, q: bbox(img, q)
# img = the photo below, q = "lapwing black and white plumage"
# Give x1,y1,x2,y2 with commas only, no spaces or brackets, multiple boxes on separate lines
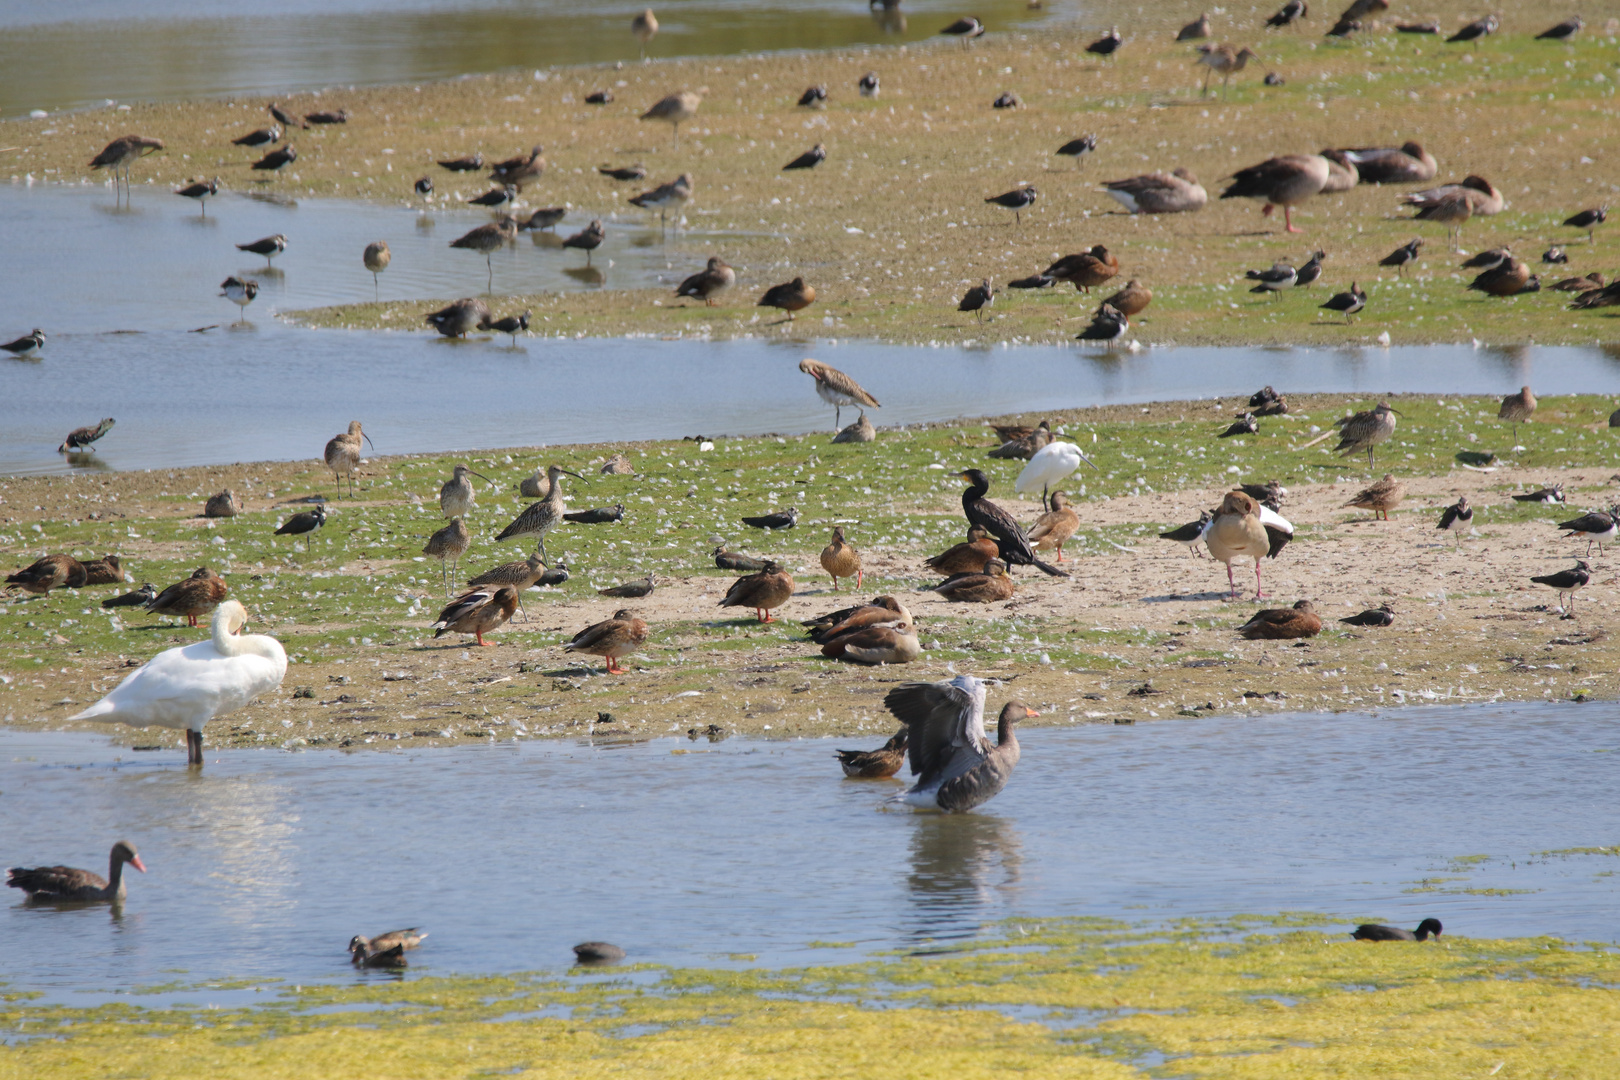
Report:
1446,14,1498,43
992,92,1021,109
1008,273,1054,289
741,507,799,530
219,277,258,322
468,184,517,209
1379,238,1423,276
1319,281,1366,323
985,186,1037,225
1537,15,1583,41
269,103,308,130
798,85,828,107
1531,560,1591,614
1266,0,1306,29
487,309,530,345
275,504,327,550
584,90,613,105
1086,26,1122,56
1461,247,1512,271
883,675,1035,813
251,144,297,171
1511,484,1564,504
236,234,288,265
1340,604,1395,627
232,125,281,148
1564,206,1607,244
414,176,434,200
1543,246,1569,265
783,144,826,171
175,177,220,216
1436,495,1472,545
598,164,647,182
956,469,1067,578
941,17,985,46
1076,303,1129,342
1219,412,1258,438
958,279,994,323
103,583,157,609
1556,508,1619,557
1246,261,1296,298
1,329,45,359
438,152,483,172
59,418,115,454
305,108,349,125
1056,133,1097,168
1160,510,1213,558
858,72,880,97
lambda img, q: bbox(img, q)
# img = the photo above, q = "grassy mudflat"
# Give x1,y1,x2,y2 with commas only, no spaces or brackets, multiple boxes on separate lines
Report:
4,915,1618,1078
5,4,1618,345
3,394,1618,751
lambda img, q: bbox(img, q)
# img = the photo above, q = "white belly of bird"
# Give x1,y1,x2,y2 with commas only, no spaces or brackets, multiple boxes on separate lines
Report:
816,382,860,408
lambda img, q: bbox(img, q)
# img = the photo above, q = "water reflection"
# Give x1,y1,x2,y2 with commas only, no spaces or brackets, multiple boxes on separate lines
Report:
904,814,1023,943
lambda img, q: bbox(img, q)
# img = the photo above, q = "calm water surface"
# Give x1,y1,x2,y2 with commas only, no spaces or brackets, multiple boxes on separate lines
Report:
0,0,1059,119
3,702,1618,998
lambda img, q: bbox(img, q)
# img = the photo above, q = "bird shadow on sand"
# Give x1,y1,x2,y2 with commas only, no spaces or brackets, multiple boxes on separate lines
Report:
1139,590,1239,603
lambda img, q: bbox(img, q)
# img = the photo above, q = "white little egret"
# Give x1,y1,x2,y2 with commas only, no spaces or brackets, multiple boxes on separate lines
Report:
69,600,287,766
1014,439,1098,510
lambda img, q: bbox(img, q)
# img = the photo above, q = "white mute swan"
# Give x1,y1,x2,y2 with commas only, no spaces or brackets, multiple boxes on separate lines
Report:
70,599,287,766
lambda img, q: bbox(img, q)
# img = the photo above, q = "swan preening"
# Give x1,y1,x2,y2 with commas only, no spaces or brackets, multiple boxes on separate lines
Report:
69,600,287,766
882,675,1036,813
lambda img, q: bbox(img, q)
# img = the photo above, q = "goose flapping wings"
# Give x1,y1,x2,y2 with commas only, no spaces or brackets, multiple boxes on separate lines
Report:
884,675,989,793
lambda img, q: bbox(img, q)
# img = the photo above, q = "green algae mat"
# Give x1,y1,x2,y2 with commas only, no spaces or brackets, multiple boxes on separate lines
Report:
5,916,1617,1078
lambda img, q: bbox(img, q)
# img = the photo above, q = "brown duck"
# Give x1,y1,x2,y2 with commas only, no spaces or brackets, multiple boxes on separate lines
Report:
350,928,427,963
1099,280,1153,317
1342,474,1405,520
1237,599,1322,640
834,728,909,778
758,277,816,320
81,555,125,586
7,841,145,902
564,608,649,673
804,595,910,643
431,585,519,646
821,620,920,665
1027,491,1080,562
205,490,243,518
719,561,795,622
1042,245,1119,292
5,554,88,595
925,525,1000,576
988,419,1051,459
819,526,862,590
934,559,1016,603
145,567,227,626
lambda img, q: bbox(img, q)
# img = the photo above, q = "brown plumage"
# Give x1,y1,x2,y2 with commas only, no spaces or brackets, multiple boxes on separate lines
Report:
719,562,795,622
988,419,1051,460
628,173,694,227
1551,272,1604,293
1319,149,1359,192
1101,170,1207,215
885,679,1035,813
1220,154,1331,233
1499,386,1537,442
1332,401,1399,466
834,729,909,778
715,547,770,572
820,526,862,590
821,621,920,664
1403,175,1504,250
990,422,1041,444
599,575,655,598
467,552,546,619
89,135,164,187
1342,474,1405,520
760,277,817,319
145,567,228,627
489,145,545,188
205,489,242,518
676,257,736,306
423,517,472,596
59,418,116,453
1100,280,1153,317
934,559,1016,603
1042,246,1118,292
80,555,125,586
1195,44,1259,97
800,358,879,428
1467,258,1535,297
1028,491,1080,562
565,609,649,673
925,524,1000,576
5,554,88,595
806,595,912,644
1237,600,1322,640
640,91,702,147
6,841,145,902
1205,491,1271,600
324,420,373,497
350,929,427,963
431,585,518,646
450,216,519,289
1338,142,1438,184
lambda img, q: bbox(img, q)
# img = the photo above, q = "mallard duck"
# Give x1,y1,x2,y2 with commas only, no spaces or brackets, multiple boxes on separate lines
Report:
719,562,795,622
5,554,87,595
80,555,125,586
934,559,1016,603
988,420,1051,460
676,257,736,306
349,928,427,962
819,526,862,590
834,728,908,778
431,585,518,647
1028,491,1080,562
884,676,1036,813
564,609,649,673
1237,600,1322,639
145,567,227,626
205,489,243,518
7,841,145,902
1342,474,1405,520
925,526,1000,576
1042,246,1118,292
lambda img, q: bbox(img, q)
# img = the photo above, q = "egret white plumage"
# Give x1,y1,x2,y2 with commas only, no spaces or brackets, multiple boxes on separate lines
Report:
68,600,287,766
1014,439,1098,510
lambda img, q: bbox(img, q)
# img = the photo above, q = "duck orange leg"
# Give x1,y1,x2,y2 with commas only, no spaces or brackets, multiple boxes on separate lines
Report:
475,631,495,646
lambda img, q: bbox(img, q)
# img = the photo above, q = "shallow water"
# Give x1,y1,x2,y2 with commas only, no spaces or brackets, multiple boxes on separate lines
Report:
3,702,1618,998
0,0,1057,120
4,183,1620,477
